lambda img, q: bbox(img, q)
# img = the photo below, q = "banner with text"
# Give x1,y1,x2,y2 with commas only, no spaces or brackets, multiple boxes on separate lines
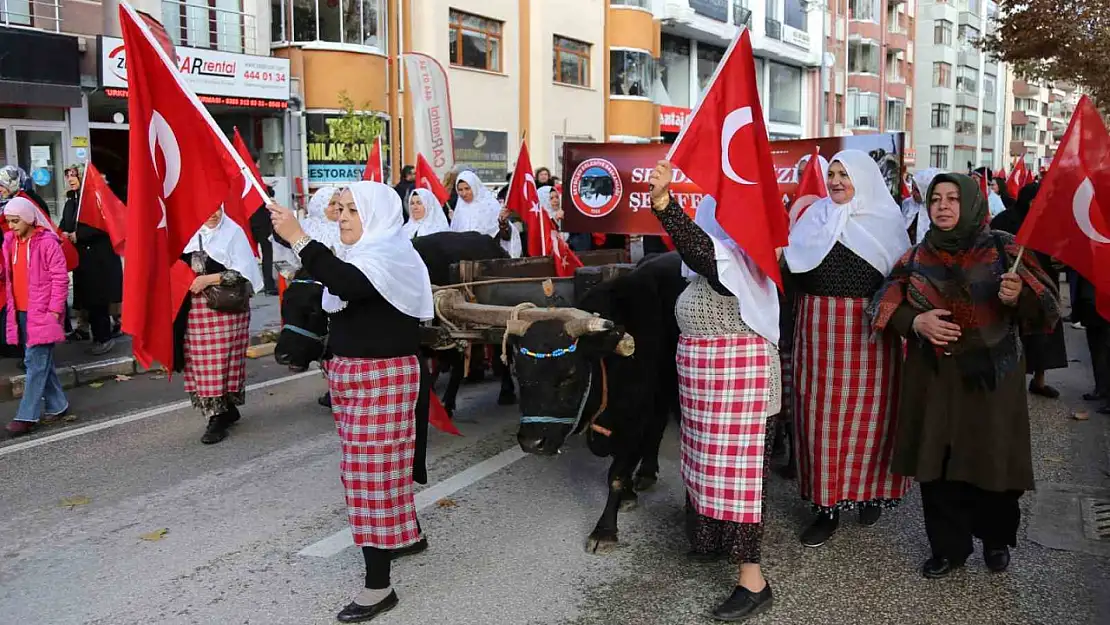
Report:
305,113,392,186
453,128,509,183
403,52,455,180
561,133,904,235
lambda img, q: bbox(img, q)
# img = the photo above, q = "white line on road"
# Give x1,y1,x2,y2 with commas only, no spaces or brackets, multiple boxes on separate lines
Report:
296,446,529,558
0,370,321,458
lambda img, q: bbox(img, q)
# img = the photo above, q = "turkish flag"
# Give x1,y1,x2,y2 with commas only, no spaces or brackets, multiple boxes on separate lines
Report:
77,162,127,254
1008,159,1028,198
971,169,990,204
789,149,828,227
362,136,385,182
220,138,260,257
1015,96,1110,319
119,2,238,369
1,191,80,270
507,141,582,277
428,393,461,436
414,152,449,205
995,168,1006,180
666,28,788,288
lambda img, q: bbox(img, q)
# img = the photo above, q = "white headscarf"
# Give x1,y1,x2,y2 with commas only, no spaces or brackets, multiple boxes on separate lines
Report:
183,210,266,293
901,167,942,242
537,185,557,220
402,188,450,239
682,196,780,345
784,149,910,277
450,170,522,257
302,186,341,251
321,181,434,320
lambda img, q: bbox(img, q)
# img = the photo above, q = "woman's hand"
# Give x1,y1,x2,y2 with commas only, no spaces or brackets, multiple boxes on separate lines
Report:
648,160,674,212
998,272,1022,306
268,202,306,244
189,274,219,294
499,207,511,223
912,309,962,346
555,209,565,221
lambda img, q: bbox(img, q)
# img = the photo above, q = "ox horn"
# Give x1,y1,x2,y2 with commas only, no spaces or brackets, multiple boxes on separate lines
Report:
564,316,615,338
505,319,533,337
614,333,635,357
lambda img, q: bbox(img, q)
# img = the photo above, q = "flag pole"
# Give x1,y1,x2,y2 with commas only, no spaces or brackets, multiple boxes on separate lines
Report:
1010,245,1025,274
75,161,89,225
120,1,271,204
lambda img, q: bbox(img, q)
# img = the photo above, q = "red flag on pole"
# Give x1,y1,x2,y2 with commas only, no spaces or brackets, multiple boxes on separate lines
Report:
413,153,449,205
666,28,789,288
362,136,385,182
1015,95,1110,319
995,168,1005,180
224,129,262,256
506,141,582,277
77,162,127,254
1007,159,1028,198
789,149,828,227
118,1,243,369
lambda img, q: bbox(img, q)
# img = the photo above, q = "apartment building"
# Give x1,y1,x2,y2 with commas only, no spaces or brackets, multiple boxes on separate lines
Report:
823,0,916,163
911,0,1004,171
1002,78,1076,173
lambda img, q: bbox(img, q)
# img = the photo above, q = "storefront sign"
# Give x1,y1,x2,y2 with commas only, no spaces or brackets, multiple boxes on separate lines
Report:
98,36,290,108
403,53,456,179
561,133,905,235
782,25,811,49
659,106,692,134
71,136,89,148
689,0,728,22
453,128,509,183
305,113,391,186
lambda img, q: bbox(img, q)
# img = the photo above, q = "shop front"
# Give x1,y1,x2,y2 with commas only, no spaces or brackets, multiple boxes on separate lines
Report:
305,112,392,190
93,36,293,206
453,128,509,185
0,26,82,219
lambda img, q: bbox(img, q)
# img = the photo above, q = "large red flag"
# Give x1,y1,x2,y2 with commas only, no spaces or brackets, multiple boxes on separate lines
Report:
362,136,384,182
1007,159,1028,198
788,149,827,227
666,28,788,288
1016,96,1110,319
222,132,261,256
119,2,239,369
413,153,449,205
506,141,582,277
77,162,127,253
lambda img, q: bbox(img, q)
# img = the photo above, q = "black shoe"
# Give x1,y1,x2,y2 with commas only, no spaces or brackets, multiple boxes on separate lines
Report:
1083,391,1106,402
984,546,1011,572
858,504,882,527
201,416,229,445
1029,381,1060,399
392,537,428,560
922,556,965,579
223,406,241,425
318,393,332,408
800,511,839,548
336,591,398,623
264,288,279,297
710,583,773,622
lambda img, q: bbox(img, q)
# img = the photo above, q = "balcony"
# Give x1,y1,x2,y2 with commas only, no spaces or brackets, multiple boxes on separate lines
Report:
1009,141,1028,157
1013,79,1039,98
1011,110,1029,126
0,0,62,32
958,48,980,68
983,58,998,76
733,2,752,28
160,0,258,54
886,31,908,51
765,18,782,40
955,91,979,108
958,11,978,25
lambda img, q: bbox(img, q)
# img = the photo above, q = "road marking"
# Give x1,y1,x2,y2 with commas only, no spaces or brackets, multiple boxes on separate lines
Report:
0,370,321,458
297,446,529,558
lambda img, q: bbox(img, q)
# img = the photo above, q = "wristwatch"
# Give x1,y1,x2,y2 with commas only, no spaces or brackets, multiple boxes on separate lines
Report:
291,235,312,255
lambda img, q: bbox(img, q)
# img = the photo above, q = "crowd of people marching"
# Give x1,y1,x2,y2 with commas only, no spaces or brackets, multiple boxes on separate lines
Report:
0,151,1099,624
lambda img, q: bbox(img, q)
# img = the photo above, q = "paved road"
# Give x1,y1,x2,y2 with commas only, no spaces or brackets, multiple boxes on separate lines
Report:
1,327,1108,625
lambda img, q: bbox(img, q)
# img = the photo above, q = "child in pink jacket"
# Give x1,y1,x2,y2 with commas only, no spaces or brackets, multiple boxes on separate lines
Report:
1,196,69,437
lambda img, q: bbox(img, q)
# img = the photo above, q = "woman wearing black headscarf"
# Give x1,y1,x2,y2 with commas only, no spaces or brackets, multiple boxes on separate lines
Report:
991,183,1068,398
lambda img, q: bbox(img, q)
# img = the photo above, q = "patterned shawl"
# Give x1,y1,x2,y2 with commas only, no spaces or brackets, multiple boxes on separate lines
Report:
868,173,1060,390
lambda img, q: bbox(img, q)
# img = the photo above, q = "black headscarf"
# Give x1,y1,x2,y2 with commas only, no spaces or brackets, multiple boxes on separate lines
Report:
923,173,988,253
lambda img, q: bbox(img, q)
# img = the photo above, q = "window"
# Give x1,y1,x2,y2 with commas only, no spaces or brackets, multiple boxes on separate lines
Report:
886,98,905,131
165,0,256,53
553,36,590,87
282,0,385,50
930,146,949,168
934,19,952,45
933,62,952,88
847,89,880,128
449,9,503,72
768,62,802,125
1040,130,1047,144
610,0,650,6
982,111,995,137
886,52,904,82
1012,124,1028,141
610,49,655,98
983,75,996,101
849,0,880,21
957,24,980,46
696,43,726,93
755,57,765,101
0,0,31,26
836,94,845,124
958,0,980,15
956,66,978,94
955,106,978,134
784,0,807,30
931,103,951,128
849,40,880,74
886,4,901,33
954,148,976,170
658,34,691,107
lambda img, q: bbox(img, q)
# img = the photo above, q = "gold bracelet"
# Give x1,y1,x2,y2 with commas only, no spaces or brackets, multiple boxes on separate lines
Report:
651,194,671,212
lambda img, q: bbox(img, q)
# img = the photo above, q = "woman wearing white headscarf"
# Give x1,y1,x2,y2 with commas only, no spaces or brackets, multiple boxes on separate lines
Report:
402,188,450,240
273,187,340,274
450,170,522,257
901,168,943,244
783,149,912,549
648,162,778,621
269,181,434,623
175,208,265,445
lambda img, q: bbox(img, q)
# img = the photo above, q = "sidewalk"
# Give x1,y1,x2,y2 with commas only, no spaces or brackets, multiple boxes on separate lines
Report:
0,294,282,401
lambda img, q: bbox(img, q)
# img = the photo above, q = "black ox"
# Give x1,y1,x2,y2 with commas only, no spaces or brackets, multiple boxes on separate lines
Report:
274,231,517,413
509,252,685,552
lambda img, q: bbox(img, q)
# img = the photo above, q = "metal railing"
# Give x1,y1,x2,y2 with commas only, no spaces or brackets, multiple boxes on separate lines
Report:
733,3,753,28
160,0,257,54
0,0,61,32
765,18,782,40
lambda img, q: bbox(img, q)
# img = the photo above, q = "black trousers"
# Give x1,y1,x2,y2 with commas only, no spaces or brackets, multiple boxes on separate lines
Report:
1085,316,1110,395
251,224,277,292
920,479,1022,561
87,303,113,344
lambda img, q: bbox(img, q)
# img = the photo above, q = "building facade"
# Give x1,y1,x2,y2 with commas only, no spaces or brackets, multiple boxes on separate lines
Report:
1002,77,1075,174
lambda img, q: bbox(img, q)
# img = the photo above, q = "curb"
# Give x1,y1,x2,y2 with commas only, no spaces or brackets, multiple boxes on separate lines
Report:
2,331,280,401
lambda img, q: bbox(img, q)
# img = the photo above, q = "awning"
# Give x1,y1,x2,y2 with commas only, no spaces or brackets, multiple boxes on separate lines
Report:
0,80,83,108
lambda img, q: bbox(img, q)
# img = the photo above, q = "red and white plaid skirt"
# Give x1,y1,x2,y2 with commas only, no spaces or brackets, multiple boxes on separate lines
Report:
677,334,776,524
183,293,250,399
793,295,910,508
326,355,421,549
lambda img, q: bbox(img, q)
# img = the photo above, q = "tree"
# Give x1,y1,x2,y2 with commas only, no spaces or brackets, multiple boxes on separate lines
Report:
311,91,389,164
982,0,1110,112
